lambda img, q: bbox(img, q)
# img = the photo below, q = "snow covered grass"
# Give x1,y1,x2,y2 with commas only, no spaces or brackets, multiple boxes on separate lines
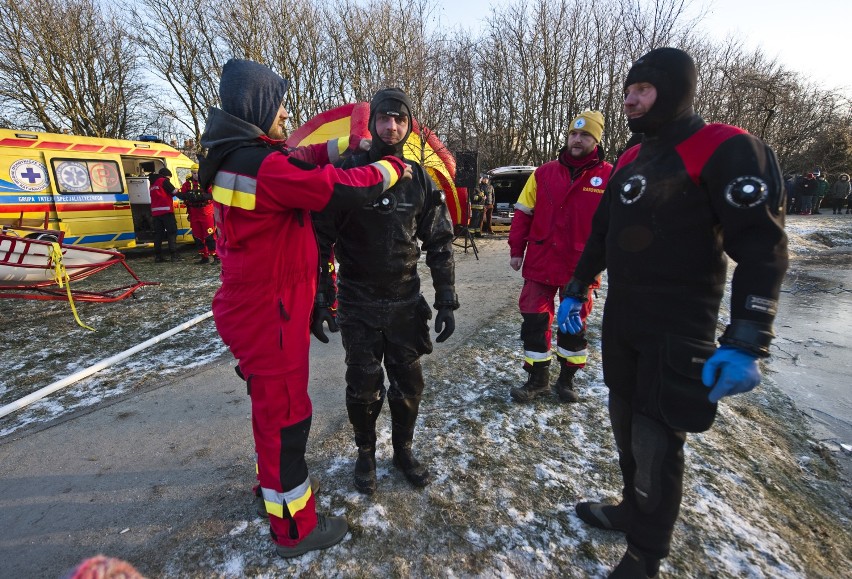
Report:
154,297,849,578
2,221,850,577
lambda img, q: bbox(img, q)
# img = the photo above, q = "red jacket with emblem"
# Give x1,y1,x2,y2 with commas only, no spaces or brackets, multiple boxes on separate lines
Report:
508,147,612,287
149,176,176,216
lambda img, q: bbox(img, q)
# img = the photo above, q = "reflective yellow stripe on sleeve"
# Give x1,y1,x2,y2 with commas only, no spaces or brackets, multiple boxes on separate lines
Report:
371,159,400,190
211,171,257,210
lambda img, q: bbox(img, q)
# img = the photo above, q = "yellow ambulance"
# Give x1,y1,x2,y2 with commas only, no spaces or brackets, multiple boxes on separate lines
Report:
0,128,196,249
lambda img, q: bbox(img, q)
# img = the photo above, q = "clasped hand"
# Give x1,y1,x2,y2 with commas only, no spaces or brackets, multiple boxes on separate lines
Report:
310,304,338,343
701,346,761,403
556,297,584,335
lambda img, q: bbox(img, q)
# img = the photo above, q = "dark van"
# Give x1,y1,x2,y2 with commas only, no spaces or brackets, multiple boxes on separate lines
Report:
486,165,536,225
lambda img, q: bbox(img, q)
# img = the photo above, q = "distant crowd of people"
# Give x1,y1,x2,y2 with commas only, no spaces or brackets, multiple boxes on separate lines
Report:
785,170,851,215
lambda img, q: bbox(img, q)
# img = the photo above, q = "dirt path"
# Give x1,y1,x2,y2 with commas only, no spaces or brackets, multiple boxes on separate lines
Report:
0,228,849,578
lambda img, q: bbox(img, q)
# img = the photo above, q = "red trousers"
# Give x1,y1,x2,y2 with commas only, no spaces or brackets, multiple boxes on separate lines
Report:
213,278,317,546
518,278,595,367
188,205,215,256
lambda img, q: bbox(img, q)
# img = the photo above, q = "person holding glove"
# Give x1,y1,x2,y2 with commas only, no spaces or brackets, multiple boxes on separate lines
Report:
560,48,788,578
313,87,458,495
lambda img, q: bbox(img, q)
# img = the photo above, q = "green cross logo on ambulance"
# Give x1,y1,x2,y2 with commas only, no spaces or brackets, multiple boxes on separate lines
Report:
0,128,196,249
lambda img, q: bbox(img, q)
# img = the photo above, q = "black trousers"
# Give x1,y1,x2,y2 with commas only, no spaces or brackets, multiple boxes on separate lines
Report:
338,296,433,404
152,213,178,256
600,284,722,559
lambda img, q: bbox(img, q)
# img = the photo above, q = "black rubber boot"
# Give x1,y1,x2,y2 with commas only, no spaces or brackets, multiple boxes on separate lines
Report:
510,361,551,402
388,397,431,487
275,513,349,559
346,399,384,494
353,433,377,495
607,546,660,578
575,500,629,532
196,255,210,264
554,365,580,403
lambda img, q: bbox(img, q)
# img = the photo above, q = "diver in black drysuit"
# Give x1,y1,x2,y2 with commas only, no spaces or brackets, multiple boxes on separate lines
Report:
312,88,458,494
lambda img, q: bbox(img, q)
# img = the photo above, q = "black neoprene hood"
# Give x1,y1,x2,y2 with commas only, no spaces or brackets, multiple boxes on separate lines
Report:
624,47,697,134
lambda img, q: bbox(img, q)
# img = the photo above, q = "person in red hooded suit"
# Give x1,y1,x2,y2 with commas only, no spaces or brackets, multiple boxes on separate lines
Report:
199,59,411,559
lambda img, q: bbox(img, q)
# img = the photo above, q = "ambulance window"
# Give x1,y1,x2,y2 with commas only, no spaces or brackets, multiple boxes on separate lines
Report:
50,159,124,194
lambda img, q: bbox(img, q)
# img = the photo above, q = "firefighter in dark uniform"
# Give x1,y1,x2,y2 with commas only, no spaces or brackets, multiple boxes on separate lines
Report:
312,88,458,495
557,48,788,578
468,179,486,237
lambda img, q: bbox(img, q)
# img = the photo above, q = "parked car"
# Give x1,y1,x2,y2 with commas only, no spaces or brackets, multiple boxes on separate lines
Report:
487,165,536,225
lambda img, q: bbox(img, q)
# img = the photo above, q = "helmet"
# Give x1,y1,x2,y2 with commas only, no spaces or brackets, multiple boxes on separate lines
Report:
190,163,199,171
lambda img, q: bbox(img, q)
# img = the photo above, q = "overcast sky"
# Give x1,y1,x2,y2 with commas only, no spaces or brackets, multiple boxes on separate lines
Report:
431,0,851,95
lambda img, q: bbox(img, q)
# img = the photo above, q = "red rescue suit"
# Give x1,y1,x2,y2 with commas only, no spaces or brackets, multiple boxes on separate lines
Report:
179,178,216,258
202,116,405,548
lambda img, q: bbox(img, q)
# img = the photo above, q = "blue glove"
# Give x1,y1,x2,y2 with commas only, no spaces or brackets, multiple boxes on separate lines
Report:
701,346,761,403
557,297,584,335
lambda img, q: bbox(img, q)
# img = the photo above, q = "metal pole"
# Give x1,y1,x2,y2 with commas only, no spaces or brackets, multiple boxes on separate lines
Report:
0,311,214,419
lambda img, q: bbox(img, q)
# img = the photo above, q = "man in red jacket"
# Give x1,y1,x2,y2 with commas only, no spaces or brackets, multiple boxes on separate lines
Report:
508,110,612,403
149,167,178,262
199,58,410,559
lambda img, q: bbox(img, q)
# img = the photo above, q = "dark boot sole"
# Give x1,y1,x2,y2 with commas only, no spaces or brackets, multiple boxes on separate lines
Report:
392,455,431,487
354,474,376,494
575,501,629,533
509,387,549,402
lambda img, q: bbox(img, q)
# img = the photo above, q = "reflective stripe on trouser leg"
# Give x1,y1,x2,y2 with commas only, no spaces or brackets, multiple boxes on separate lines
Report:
519,279,560,366
520,312,552,368
556,327,588,369
250,374,317,546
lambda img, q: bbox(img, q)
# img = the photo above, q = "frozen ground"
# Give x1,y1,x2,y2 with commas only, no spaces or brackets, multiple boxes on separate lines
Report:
1,217,851,577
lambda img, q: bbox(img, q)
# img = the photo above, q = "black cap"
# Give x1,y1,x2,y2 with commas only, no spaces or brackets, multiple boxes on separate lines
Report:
159,168,172,177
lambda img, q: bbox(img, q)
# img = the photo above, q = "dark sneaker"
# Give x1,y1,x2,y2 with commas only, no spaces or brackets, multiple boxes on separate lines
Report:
575,501,629,533
196,256,210,264
255,477,320,518
608,546,660,578
154,256,166,263
275,513,348,559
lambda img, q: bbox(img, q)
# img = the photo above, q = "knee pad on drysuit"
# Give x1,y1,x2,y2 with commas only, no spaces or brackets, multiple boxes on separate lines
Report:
345,363,385,404
630,414,686,514
386,359,425,399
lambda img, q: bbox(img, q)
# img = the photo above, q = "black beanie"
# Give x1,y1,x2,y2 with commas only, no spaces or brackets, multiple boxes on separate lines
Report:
219,59,289,134
368,88,413,160
624,47,697,134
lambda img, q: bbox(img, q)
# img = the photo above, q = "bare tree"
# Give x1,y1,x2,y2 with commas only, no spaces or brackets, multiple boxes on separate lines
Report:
129,0,225,150
0,0,149,137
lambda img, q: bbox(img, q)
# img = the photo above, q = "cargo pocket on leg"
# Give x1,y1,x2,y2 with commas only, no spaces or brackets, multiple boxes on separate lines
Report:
658,334,718,433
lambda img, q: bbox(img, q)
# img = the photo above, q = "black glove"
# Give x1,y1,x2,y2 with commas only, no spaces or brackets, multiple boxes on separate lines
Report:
434,307,455,343
310,303,338,343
